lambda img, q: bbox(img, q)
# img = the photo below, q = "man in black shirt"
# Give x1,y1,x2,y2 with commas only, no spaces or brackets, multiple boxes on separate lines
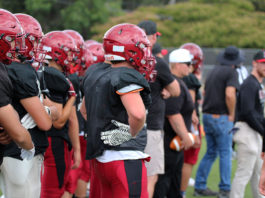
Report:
231,50,265,198
138,20,180,198
194,46,241,198
154,48,194,198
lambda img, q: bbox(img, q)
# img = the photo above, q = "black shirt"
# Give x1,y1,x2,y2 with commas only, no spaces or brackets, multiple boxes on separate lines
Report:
236,74,265,136
83,64,151,159
203,65,239,114
4,62,48,159
164,76,194,151
0,62,13,165
147,56,175,130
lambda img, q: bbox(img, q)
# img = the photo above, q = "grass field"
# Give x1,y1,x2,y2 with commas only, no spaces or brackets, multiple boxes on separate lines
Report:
185,137,252,198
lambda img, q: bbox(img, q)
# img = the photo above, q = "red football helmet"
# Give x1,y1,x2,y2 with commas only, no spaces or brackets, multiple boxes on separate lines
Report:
85,42,105,64
78,46,94,76
63,29,84,73
0,9,26,64
15,13,43,60
39,31,76,74
103,23,156,81
84,40,98,46
180,43,203,74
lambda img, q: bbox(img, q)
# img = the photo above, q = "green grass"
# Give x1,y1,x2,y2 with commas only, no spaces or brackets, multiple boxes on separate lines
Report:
186,137,252,198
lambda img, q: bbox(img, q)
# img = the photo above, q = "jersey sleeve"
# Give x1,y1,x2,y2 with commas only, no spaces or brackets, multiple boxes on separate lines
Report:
111,68,151,108
7,63,39,100
226,68,240,89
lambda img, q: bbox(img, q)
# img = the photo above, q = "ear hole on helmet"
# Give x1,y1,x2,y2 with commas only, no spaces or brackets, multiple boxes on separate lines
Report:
128,50,137,56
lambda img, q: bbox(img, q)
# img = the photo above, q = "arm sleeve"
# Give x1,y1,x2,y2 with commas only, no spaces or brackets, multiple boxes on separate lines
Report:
0,82,12,107
226,69,240,89
7,66,39,100
111,68,151,108
165,86,184,116
239,83,264,135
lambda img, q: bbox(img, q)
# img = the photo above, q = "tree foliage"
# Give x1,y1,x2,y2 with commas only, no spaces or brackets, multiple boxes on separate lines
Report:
0,0,123,39
91,1,265,48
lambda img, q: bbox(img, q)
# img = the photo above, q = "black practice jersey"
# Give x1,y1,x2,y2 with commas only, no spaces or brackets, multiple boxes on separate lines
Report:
4,62,48,159
0,63,13,164
83,64,151,159
42,66,71,143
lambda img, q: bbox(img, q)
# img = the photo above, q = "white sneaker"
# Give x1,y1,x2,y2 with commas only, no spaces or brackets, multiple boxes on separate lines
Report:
188,178,195,186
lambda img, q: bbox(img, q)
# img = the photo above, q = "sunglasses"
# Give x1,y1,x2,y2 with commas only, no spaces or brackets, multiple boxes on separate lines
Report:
182,62,192,66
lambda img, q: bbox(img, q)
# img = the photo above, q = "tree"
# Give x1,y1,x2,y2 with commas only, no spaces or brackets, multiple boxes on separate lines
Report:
0,0,122,39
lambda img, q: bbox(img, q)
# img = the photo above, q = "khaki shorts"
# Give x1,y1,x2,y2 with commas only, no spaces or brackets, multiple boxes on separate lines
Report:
144,129,164,176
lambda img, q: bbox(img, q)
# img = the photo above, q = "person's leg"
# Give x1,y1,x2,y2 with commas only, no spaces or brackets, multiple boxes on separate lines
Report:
144,130,164,198
195,114,218,190
89,159,101,198
0,155,42,198
250,131,264,198
167,151,184,198
181,163,193,196
181,145,201,196
215,115,233,191
147,175,158,198
75,137,90,198
230,122,260,198
154,150,178,198
95,159,148,198
41,137,71,198
75,179,89,198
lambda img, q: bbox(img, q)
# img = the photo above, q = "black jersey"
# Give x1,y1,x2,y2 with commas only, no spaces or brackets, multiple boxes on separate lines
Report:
41,66,71,143
0,63,13,165
4,62,48,159
83,64,151,159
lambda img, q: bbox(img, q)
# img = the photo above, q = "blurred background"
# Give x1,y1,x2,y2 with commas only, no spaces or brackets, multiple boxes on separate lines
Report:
1,0,265,80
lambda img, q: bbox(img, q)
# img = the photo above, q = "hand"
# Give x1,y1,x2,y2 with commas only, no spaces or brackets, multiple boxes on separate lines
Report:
260,160,265,195
21,113,36,129
228,114,234,122
66,78,76,97
71,149,81,169
20,146,35,160
192,135,201,149
101,120,132,146
0,127,12,145
192,111,199,126
161,89,170,99
181,132,193,150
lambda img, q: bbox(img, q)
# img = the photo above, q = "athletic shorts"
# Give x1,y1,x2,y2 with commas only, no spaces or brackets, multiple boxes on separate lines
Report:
91,159,148,198
144,130,164,176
